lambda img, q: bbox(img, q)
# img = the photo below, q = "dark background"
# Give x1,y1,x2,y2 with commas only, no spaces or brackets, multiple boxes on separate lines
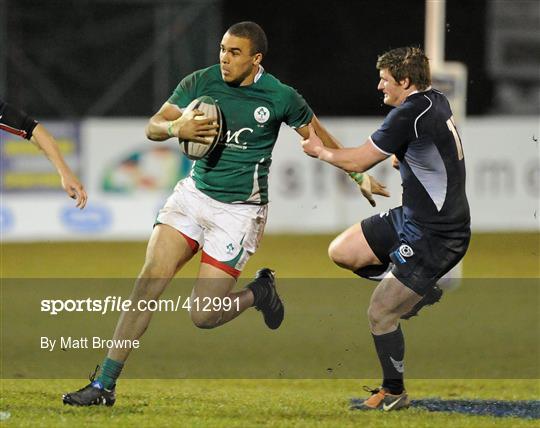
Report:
223,0,493,117
0,0,499,118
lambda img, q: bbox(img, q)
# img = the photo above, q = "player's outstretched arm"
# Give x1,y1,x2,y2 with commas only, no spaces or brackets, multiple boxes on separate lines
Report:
145,101,218,144
30,124,87,209
302,124,387,172
299,123,390,206
299,115,344,149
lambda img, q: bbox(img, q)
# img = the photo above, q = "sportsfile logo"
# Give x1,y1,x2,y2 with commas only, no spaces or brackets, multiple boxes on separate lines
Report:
40,296,240,315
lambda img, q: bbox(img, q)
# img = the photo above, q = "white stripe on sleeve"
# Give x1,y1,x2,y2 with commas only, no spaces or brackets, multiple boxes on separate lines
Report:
369,136,392,156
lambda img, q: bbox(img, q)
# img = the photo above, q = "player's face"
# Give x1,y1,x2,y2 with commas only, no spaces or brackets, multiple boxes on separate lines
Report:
377,68,408,107
219,32,261,86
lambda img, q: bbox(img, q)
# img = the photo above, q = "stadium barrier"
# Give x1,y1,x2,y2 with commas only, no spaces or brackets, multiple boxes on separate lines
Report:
1,117,538,241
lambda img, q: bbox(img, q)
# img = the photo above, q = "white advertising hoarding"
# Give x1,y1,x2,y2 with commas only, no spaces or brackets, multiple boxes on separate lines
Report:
1,117,538,241
268,117,540,232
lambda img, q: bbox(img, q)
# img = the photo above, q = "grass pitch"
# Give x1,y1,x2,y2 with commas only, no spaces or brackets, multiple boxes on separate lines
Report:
1,380,539,427
1,232,539,426
1,232,539,278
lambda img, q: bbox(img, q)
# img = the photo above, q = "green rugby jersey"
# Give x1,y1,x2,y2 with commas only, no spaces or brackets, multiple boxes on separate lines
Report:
168,64,313,204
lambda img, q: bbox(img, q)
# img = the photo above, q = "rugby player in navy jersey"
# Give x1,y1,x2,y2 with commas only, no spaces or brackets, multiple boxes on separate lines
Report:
302,47,470,411
0,98,87,208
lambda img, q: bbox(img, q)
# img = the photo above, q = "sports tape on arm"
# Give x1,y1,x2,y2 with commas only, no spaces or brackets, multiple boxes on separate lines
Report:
349,171,364,185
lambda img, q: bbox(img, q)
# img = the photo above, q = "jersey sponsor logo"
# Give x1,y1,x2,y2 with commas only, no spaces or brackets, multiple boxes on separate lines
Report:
224,128,253,149
254,106,270,124
398,244,414,258
390,356,404,373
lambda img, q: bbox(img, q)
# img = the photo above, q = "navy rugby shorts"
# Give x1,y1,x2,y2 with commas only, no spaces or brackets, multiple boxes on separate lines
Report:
360,207,470,296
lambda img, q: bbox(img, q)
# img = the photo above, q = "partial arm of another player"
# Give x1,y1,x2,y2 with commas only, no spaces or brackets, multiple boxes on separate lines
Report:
297,118,390,206
30,124,88,209
297,115,343,149
145,102,218,143
391,155,400,170
302,123,388,172
0,100,87,208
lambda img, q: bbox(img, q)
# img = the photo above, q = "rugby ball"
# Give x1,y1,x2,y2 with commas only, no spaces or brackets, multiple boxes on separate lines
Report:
179,96,222,160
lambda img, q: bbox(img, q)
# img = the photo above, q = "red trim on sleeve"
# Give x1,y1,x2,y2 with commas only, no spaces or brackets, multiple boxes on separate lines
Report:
0,123,27,138
201,252,241,279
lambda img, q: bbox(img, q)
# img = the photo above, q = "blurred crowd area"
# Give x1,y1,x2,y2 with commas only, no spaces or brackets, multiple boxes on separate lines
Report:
1,0,538,119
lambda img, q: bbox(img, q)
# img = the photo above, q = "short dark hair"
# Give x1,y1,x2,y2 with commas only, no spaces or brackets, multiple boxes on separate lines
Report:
376,47,431,90
226,21,268,57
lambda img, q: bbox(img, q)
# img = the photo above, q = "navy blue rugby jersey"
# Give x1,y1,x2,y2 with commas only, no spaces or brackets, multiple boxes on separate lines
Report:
371,88,470,232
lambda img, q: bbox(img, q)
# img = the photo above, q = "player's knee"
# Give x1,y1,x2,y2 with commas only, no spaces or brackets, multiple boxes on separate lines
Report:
367,303,379,327
367,302,387,327
328,240,355,270
140,260,174,280
190,310,222,329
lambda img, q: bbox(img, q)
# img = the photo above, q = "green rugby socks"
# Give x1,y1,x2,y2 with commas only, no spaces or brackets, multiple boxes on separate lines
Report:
96,357,124,390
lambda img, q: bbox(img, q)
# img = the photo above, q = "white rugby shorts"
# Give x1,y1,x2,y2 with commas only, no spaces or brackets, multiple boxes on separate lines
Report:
156,177,267,277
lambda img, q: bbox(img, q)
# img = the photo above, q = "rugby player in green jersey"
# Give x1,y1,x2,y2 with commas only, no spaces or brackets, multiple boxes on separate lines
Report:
63,21,388,406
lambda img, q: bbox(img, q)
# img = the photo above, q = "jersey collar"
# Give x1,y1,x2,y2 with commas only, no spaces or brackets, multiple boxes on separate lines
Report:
407,86,432,99
254,65,265,83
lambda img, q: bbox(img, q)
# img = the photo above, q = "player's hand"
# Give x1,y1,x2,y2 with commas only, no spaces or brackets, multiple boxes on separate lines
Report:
391,155,400,170
358,174,390,207
301,124,324,158
61,172,87,209
174,109,219,144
